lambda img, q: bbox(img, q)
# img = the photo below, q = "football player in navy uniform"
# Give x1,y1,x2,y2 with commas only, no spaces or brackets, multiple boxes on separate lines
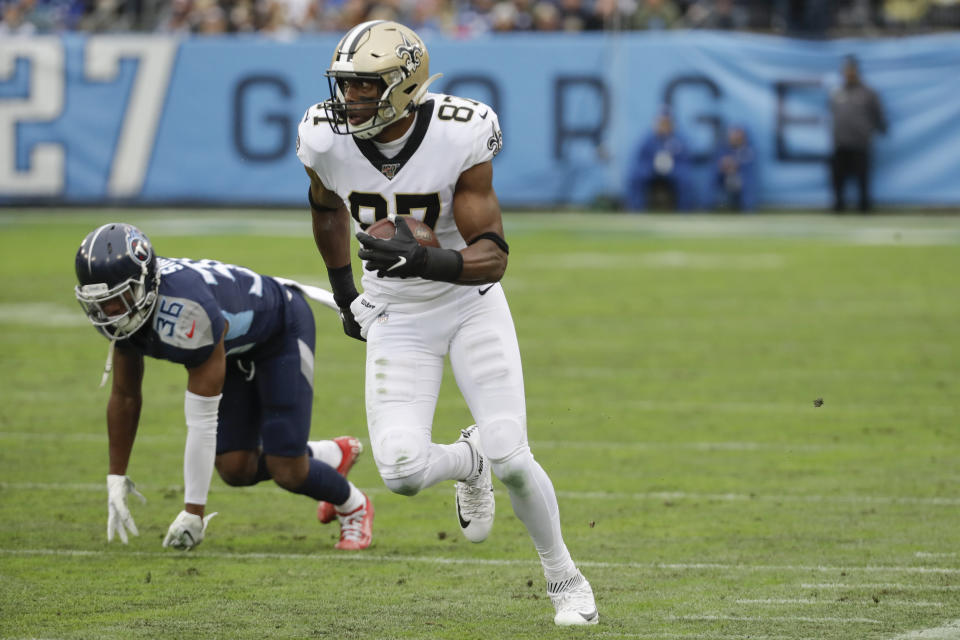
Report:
74,223,373,551
296,21,597,624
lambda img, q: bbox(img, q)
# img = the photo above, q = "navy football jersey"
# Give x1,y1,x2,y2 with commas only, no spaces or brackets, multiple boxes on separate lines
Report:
123,257,290,368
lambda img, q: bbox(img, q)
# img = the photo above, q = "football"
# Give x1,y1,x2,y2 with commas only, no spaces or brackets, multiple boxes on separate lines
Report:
365,216,440,248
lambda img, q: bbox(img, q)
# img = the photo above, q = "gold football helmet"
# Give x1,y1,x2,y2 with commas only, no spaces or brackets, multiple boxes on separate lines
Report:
324,20,441,139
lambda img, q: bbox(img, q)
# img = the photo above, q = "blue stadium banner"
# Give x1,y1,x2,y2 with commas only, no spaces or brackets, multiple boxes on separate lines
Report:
2,32,959,208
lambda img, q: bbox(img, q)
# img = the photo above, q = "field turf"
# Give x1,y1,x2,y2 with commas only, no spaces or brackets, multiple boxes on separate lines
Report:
1,210,959,640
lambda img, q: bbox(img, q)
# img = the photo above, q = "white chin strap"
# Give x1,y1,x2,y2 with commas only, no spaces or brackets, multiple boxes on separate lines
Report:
99,338,116,388
351,116,387,140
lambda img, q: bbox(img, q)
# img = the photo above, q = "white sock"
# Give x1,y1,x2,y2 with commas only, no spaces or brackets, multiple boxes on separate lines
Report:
336,482,365,514
420,442,473,488
308,440,343,469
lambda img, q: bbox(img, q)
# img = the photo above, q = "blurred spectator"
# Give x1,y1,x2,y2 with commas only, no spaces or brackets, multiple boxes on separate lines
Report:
489,0,518,29
0,0,83,32
78,0,135,31
509,0,534,29
625,110,694,212
632,0,684,29
229,0,256,31
557,0,597,30
409,0,456,35
456,0,495,35
0,0,38,32
686,0,749,29
154,0,195,32
196,0,226,32
928,0,960,28
588,0,633,30
774,0,831,37
4,0,956,44
882,0,929,30
829,55,887,213
712,123,758,212
531,0,559,29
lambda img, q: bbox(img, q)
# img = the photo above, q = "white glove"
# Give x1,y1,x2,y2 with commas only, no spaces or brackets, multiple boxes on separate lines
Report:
348,294,388,340
106,474,146,544
162,510,218,551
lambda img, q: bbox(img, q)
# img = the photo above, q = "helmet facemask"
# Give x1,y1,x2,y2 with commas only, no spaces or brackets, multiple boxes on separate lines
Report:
323,69,407,140
75,268,158,340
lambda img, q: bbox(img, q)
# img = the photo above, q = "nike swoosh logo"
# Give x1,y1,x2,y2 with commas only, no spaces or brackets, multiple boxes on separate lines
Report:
185,320,196,338
478,284,495,296
456,494,471,529
579,609,598,621
387,256,407,271
480,111,488,119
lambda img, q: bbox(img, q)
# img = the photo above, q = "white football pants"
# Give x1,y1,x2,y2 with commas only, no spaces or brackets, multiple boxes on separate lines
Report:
363,282,576,581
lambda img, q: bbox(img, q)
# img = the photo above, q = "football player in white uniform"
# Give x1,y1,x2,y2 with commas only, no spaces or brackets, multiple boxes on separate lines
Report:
296,21,598,625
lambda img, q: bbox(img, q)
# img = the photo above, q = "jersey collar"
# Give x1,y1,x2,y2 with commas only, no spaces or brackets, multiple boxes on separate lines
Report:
353,99,435,181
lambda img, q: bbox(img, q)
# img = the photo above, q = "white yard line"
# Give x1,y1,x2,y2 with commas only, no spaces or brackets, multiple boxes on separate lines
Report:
889,619,960,639
604,635,822,640
604,635,823,640
736,598,942,607
2,548,959,576
4,480,960,507
668,614,883,625
803,584,960,592
0,303,88,327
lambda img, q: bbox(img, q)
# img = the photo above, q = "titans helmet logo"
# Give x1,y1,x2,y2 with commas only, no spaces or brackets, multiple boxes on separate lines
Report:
127,229,152,264
395,32,423,75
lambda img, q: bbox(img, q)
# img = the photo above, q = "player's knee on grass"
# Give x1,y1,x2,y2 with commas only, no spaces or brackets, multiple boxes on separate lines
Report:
215,451,260,487
374,428,430,496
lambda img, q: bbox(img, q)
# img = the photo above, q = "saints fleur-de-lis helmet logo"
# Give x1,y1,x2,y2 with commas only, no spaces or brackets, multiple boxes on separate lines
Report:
395,31,423,75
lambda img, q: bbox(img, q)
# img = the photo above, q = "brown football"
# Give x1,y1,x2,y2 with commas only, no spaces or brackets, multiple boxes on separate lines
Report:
365,216,440,248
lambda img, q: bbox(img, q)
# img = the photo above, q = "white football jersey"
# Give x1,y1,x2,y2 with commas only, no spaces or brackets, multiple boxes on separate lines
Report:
296,92,503,302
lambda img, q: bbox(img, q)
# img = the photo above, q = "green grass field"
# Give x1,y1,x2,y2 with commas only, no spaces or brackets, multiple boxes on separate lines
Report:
1,210,959,640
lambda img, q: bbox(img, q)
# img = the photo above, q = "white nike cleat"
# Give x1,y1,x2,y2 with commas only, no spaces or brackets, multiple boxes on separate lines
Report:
548,572,599,626
454,425,495,543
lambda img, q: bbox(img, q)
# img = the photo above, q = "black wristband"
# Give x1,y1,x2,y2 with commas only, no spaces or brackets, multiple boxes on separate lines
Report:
421,247,464,282
308,186,338,213
468,231,509,254
327,264,358,306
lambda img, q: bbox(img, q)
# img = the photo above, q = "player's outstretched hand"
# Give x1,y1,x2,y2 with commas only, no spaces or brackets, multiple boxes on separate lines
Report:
106,474,146,544
162,510,218,551
357,218,426,279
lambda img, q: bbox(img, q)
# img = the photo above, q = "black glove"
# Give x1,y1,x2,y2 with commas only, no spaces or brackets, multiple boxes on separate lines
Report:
357,218,427,278
357,218,463,281
327,265,364,342
337,305,364,342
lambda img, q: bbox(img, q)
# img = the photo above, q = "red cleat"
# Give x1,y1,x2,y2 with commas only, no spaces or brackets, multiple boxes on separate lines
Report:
317,436,364,524
334,493,373,550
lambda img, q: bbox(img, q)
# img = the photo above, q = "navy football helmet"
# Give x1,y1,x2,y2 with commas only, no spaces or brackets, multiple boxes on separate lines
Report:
75,223,159,340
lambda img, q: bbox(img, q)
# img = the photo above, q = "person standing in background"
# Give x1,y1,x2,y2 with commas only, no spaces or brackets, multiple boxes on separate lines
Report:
625,110,693,212
830,55,887,213
713,124,758,212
